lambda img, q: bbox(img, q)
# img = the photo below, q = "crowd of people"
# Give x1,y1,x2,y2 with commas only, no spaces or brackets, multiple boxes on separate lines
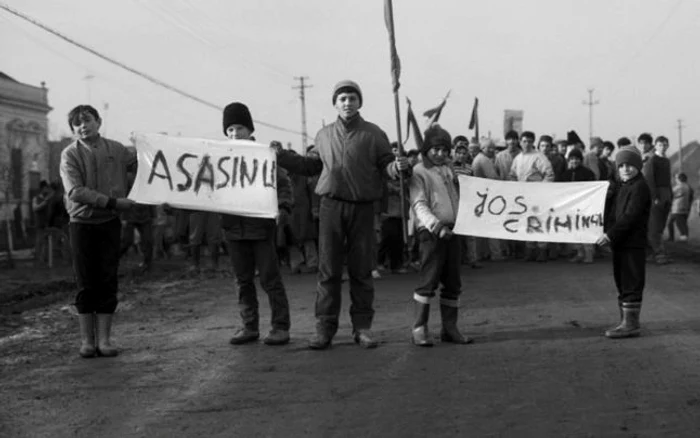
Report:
53,79,697,359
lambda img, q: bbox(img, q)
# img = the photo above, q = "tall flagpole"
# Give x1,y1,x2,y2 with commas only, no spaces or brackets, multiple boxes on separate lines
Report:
384,0,408,244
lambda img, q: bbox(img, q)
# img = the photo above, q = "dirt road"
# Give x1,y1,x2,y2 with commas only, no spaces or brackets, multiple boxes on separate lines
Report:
2,252,700,437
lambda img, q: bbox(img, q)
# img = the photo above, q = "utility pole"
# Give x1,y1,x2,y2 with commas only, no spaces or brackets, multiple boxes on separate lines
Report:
582,89,599,144
677,119,685,172
293,76,312,153
84,73,94,104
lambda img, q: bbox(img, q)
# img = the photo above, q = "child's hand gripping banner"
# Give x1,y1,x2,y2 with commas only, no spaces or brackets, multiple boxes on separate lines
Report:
129,133,279,218
454,175,609,243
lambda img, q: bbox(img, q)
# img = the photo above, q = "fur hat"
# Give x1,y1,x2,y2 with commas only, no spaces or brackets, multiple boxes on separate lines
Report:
422,124,452,154
566,130,583,146
332,80,363,107
222,102,254,135
615,146,643,170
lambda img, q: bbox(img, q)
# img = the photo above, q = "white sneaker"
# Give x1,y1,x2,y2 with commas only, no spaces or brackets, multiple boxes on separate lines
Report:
679,235,688,242
371,269,382,279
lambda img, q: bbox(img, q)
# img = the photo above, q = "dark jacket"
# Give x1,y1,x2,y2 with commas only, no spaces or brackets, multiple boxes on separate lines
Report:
277,114,404,202
221,167,293,241
560,165,596,182
290,173,317,241
642,154,672,201
606,173,651,249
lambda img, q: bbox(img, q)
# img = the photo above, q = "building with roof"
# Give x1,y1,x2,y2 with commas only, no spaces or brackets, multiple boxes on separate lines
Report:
0,71,52,248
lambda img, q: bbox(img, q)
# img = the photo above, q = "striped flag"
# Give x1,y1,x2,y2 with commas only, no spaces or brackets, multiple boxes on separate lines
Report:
384,0,401,92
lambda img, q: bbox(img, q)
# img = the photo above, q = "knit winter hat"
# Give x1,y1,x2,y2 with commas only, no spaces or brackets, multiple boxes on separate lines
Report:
567,148,583,161
422,124,452,154
222,102,254,135
615,146,643,170
332,80,363,107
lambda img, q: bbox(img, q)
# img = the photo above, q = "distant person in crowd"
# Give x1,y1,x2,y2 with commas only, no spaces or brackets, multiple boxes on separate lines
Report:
409,124,472,347
378,143,409,275
600,141,616,182
472,138,505,261
597,146,650,339
642,135,672,264
509,131,555,262
119,202,154,272
467,139,481,165
221,102,293,346
555,139,568,158
539,135,565,182
288,146,320,274
32,180,53,265
495,130,522,258
188,207,223,273
667,172,694,242
561,148,596,263
637,133,654,163
452,135,471,169
565,130,585,158
60,104,136,358
583,136,603,180
275,80,410,350
406,149,421,167
495,130,521,181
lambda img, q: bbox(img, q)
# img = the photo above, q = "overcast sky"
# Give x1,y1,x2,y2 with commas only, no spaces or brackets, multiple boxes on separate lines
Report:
1,0,698,155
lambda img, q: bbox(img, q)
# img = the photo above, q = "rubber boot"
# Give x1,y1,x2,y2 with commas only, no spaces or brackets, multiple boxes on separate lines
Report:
440,303,473,344
605,302,641,339
78,313,97,358
411,300,433,347
96,314,119,357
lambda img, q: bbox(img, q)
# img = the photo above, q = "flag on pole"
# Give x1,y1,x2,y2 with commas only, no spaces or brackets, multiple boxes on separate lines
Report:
469,97,479,140
422,90,451,125
384,0,401,92
405,97,424,151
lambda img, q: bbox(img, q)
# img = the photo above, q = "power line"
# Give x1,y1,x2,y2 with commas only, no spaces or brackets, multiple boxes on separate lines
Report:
0,2,302,135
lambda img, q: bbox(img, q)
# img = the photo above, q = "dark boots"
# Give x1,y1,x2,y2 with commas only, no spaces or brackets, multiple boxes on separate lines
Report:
440,303,473,344
605,302,641,339
411,301,433,347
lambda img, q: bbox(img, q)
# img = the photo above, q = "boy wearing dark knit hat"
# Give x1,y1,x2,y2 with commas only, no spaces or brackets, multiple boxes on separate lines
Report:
596,145,651,338
221,102,294,346
275,80,411,350
562,148,596,263
409,124,472,347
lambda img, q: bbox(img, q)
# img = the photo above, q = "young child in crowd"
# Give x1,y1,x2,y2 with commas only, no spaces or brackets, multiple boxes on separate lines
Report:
597,143,651,338
60,105,136,358
408,124,472,347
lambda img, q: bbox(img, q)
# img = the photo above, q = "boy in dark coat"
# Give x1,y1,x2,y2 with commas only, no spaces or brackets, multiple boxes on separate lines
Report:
221,102,293,346
275,80,410,350
597,145,651,338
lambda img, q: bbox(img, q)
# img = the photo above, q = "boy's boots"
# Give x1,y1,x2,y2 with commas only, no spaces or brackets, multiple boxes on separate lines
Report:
605,302,641,339
440,301,473,344
78,313,97,358
96,314,119,357
412,297,433,347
